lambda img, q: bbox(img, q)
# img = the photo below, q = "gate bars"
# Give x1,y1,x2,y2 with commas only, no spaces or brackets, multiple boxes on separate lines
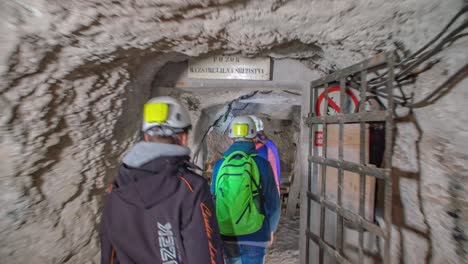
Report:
303,53,394,264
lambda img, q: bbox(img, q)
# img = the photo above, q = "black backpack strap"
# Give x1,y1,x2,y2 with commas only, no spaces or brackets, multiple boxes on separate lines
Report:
248,155,266,215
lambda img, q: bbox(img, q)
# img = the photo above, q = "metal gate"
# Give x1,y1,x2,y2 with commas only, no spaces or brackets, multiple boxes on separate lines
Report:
301,53,395,264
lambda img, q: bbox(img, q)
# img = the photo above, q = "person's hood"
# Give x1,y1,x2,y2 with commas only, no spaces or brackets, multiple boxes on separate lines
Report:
112,142,191,209
223,140,257,156
122,141,190,168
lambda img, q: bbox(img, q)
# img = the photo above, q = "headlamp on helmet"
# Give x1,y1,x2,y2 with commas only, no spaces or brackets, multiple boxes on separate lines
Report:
142,96,192,133
144,102,169,124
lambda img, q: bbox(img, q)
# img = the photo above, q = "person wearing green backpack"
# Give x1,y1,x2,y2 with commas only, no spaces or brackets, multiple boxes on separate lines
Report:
211,115,281,264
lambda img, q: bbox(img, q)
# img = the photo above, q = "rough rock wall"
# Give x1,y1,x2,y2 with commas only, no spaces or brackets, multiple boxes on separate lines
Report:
0,0,466,263
389,42,468,263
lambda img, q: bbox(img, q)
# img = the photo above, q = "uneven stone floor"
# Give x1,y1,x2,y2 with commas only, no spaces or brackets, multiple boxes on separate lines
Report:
266,215,300,264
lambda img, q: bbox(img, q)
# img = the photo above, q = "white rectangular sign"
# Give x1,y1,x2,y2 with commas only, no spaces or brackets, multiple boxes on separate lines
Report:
188,56,271,80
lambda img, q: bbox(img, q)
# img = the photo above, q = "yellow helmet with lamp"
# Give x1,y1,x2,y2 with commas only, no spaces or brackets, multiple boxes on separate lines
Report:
228,116,257,139
142,96,191,136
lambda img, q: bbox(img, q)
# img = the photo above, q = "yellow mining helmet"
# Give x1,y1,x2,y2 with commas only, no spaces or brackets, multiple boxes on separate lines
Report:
228,116,256,139
144,102,168,124
233,123,249,137
142,96,191,133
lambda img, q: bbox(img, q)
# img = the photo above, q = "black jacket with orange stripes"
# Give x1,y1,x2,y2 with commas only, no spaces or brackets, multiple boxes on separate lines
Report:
101,142,224,264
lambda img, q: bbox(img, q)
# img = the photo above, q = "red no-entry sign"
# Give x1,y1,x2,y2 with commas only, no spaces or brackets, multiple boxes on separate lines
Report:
315,86,359,116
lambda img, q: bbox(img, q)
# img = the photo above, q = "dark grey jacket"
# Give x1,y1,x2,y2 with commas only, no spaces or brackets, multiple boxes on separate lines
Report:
101,142,224,264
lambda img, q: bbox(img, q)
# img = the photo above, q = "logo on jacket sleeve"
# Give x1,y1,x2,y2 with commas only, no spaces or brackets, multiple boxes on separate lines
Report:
157,222,178,264
201,203,218,264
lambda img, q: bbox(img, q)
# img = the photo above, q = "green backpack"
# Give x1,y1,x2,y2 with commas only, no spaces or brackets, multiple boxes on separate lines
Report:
214,151,265,236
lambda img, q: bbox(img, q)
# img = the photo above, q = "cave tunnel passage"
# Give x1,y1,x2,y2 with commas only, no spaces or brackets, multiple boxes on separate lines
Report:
139,54,390,264
144,55,307,263
148,55,311,170
203,103,301,194
143,51,400,264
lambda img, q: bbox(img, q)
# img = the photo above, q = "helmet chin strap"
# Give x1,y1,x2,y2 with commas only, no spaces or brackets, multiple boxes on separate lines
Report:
146,126,176,137
146,126,186,145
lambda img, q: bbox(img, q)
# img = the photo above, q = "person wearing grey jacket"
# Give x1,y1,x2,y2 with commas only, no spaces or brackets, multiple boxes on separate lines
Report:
101,96,224,264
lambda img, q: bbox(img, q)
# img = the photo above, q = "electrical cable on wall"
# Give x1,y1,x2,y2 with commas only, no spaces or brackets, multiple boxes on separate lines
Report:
358,6,468,107
266,7,467,110
323,6,467,108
